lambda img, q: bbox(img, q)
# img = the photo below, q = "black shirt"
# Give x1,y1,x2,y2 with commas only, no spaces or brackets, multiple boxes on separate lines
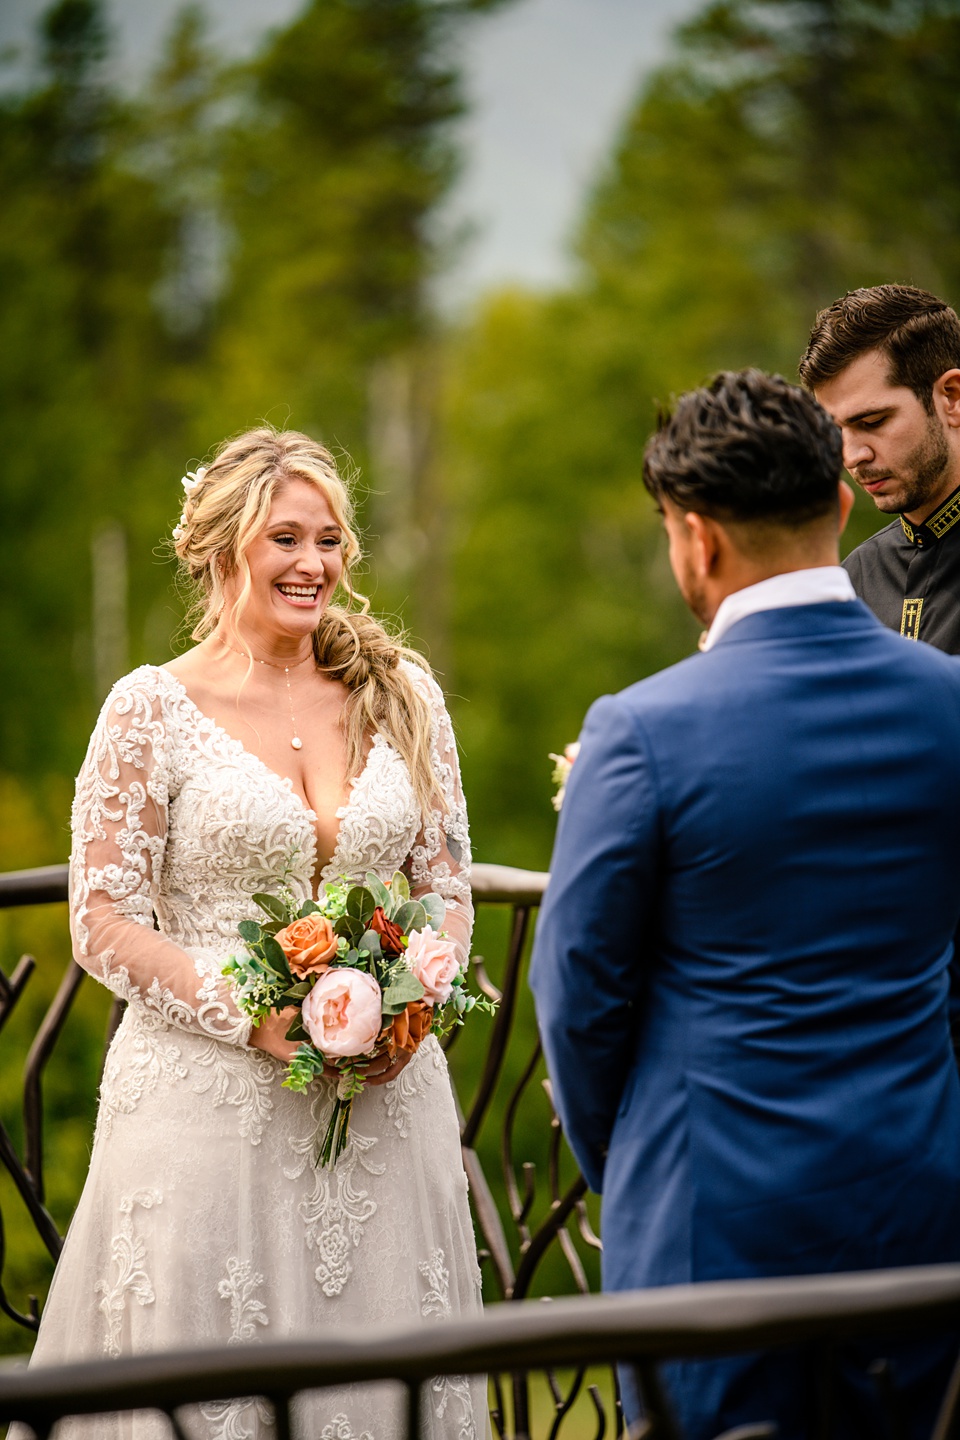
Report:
843,485,960,653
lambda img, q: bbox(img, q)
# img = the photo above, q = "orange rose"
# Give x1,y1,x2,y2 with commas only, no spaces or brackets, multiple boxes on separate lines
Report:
275,913,339,978
380,999,433,1058
369,906,406,956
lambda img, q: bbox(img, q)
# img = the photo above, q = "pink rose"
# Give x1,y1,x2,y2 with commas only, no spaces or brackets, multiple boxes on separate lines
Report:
406,925,461,1005
301,968,382,1058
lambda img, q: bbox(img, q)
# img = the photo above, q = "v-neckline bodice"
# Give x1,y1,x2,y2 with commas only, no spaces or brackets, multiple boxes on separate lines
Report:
157,665,376,893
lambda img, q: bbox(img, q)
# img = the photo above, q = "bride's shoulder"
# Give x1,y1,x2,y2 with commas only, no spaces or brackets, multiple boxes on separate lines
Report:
95,664,183,727
399,656,444,705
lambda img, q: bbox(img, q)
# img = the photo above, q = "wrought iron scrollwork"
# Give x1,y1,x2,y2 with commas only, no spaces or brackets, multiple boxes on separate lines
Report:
0,860,623,1437
446,863,619,1440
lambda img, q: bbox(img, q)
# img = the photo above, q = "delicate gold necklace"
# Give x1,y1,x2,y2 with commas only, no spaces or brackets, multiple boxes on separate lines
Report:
221,642,314,751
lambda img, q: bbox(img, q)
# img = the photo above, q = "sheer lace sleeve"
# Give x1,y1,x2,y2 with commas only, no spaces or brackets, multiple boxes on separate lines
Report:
69,671,252,1045
404,666,473,968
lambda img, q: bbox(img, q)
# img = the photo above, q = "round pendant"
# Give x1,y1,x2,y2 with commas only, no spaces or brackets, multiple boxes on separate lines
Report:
291,736,303,750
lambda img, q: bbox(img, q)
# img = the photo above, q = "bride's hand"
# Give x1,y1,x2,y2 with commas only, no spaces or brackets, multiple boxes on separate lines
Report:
247,1007,301,1064
355,1049,413,1086
319,1050,413,1086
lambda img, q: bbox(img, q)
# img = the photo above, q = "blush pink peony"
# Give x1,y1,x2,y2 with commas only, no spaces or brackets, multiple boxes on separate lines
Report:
301,968,382,1058
406,925,461,1004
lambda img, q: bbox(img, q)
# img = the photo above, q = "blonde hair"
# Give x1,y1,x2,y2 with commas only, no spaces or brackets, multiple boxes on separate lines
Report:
172,426,446,816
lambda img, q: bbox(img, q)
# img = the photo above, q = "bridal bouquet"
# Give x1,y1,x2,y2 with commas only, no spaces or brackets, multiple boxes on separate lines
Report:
549,742,580,812
223,871,492,1165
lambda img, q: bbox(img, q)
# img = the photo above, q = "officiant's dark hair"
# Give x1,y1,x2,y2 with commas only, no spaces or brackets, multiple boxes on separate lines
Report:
799,285,960,414
643,369,842,525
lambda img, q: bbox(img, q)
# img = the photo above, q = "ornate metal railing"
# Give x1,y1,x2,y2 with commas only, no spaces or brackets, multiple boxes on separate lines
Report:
0,860,616,1434
3,867,960,1438
4,1265,960,1439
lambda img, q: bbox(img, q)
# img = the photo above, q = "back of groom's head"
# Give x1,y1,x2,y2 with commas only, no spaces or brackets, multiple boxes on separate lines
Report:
643,369,842,527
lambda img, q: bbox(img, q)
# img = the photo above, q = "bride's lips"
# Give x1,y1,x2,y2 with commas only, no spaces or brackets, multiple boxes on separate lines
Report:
275,583,322,607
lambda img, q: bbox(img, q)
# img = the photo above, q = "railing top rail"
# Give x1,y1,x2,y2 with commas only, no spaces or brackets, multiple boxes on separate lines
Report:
0,862,548,911
469,863,548,906
0,865,69,909
3,1265,960,1419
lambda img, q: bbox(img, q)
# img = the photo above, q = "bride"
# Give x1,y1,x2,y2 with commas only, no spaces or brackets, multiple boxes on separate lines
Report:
20,427,485,1439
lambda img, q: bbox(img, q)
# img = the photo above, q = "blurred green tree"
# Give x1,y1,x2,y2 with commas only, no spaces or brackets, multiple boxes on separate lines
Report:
445,0,960,871
0,0,514,1354
0,0,510,790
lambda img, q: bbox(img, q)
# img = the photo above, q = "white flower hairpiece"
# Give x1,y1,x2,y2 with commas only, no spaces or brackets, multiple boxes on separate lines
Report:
173,465,207,541
182,466,206,494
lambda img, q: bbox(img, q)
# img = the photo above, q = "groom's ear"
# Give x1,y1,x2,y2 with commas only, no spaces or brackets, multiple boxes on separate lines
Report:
685,511,722,576
838,480,855,535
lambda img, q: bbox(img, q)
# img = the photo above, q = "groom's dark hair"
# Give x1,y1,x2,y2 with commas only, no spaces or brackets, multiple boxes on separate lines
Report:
643,369,842,525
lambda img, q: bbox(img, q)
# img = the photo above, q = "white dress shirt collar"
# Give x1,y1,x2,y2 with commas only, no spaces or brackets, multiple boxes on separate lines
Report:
700,565,857,652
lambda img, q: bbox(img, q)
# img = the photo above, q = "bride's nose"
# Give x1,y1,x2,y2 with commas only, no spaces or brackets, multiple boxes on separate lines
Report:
293,549,324,579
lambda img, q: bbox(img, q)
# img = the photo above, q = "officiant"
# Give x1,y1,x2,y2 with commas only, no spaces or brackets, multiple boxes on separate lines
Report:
800,283,960,652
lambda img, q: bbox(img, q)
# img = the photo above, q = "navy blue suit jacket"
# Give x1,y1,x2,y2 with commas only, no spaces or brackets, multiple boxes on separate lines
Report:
531,601,960,1298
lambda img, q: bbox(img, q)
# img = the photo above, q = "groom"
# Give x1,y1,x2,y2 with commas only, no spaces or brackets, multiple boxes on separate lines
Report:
530,370,960,1439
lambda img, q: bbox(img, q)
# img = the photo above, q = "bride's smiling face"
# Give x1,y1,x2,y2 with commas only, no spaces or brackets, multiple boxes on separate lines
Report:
226,478,345,642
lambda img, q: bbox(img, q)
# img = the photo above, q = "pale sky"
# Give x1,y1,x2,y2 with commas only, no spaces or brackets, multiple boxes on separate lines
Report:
0,0,702,305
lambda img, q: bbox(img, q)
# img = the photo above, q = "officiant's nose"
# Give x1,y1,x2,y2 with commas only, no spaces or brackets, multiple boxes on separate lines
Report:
842,429,874,474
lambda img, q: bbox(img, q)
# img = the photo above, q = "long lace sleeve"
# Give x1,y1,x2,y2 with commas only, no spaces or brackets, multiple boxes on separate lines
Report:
405,667,474,968
69,673,252,1045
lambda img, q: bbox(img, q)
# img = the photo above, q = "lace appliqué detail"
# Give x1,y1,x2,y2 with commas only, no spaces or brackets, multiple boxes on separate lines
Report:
194,1041,276,1144
95,1189,162,1357
198,1398,273,1440
218,1257,269,1343
420,1249,477,1440
96,1008,188,1142
198,1267,270,1440
318,1417,374,1440
320,734,421,887
383,1041,440,1138
286,1098,385,1297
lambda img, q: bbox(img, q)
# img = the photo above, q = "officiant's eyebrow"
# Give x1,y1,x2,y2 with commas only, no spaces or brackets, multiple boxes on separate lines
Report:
839,404,895,426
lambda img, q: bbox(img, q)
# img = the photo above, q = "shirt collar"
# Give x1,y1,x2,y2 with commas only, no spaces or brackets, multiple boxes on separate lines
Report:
899,484,960,547
699,566,857,652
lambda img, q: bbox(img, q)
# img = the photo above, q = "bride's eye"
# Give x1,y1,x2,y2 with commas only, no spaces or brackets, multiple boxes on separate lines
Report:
273,533,297,547
319,536,343,549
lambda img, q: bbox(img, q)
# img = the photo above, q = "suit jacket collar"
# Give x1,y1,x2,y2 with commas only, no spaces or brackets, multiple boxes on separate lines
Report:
709,598,883,648
701,566,856,651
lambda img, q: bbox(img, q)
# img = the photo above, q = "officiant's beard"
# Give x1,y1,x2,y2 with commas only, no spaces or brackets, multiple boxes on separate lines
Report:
856,411,951,516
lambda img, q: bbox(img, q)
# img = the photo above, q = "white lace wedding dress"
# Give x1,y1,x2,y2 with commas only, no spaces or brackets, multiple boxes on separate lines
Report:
20,662,486,1440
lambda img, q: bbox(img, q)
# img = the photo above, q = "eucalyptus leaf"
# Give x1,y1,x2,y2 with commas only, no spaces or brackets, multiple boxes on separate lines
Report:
335,913,362,943
359,929,383,961
284,1013,307,1043
393,900,426,935
280,981,312,1003
297,900,321,918
253,892,290,925
390,871,410,905
364,873,393,912
382,971,425,1008
261,934,293,982
346,886,375,928
419,893,446,931
237,919,262,945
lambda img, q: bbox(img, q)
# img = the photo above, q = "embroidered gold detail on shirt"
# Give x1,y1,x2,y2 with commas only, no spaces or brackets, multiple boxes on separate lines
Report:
926,491,960,539
901,597,924,640
900,516,916,543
